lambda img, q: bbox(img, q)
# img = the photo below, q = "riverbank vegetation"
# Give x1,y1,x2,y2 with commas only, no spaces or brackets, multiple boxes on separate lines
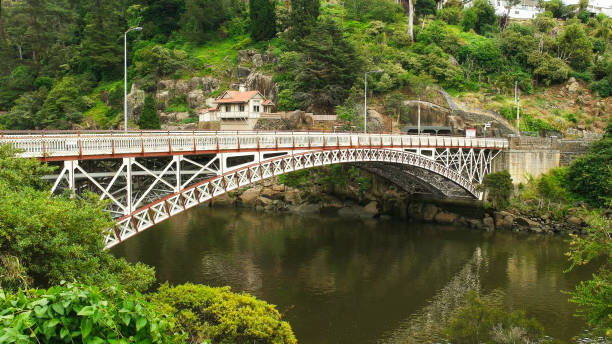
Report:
479,122,612,338
0,0,610,134
0,148,296,343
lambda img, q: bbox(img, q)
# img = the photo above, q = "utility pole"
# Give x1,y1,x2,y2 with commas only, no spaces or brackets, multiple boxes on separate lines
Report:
515,80,520,136
417,97,421,135
124,26,143,131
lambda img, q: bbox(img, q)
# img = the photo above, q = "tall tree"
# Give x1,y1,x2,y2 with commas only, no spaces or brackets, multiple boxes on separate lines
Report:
250,0,276,41
138,94,161,129
79,0,123,80
181,0,226,43
288,0,319,39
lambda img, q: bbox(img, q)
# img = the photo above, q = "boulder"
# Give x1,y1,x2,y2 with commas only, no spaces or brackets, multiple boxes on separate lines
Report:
434,212,459,224
175,79,190,95
173,112,190,122
422,204,439,221
515,216,539,228
201,77,220,93
494,211,514,230
156,90,170,108
252,54,264,68
237,66,252,79
363,201,379,216
157,80,174,91
366,109,385,132
567,216,584,227
187,89,204,108
127,84,145,120
258,197,273,206
245,73,278,103
272,184,285,192
284,189,301,204
482,216,495,231
239,188,261,207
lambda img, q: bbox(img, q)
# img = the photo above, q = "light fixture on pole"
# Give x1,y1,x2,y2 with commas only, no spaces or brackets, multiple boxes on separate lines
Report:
124,26,143,132
364,70,383,133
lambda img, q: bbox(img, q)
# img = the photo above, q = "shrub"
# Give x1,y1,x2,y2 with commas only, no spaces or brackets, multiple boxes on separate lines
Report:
437,7,462,25
346,0,403,23
591,79,612,97
138,94,161,129
0,283,174,343
528,52,570,85
149,283,297,344
482,170,513,209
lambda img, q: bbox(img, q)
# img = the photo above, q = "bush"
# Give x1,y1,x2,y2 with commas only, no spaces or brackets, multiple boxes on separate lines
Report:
482,170,513,209
0,283,174,343
591,79,612,97
0,147,155,292
461,0,497,34
528,52,570,85
437,7,462,25
566,125,612,207
149,283,297,344
456,38,503,74
346,0,403,23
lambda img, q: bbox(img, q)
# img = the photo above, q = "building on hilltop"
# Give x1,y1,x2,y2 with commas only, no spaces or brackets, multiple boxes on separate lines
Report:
464,0,612,19
198,86,275,130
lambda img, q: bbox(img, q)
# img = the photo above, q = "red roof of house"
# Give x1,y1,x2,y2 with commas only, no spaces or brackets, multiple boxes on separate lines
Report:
215,91,260,104
199,107,218,113
262,99,274,106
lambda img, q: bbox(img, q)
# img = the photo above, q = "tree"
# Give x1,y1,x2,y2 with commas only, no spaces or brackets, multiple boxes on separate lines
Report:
462,0,497,35
566,122,612,208
181,0,227,43
250,0,276,41
149,283,297,344
408,0,415,43
482,170,513,209
0,146,155,292
79,0,123,80
557,23,593,71
278,19,362,113
566,213,612,337
289,0,320,39
0,283,175,343
138,94,161,129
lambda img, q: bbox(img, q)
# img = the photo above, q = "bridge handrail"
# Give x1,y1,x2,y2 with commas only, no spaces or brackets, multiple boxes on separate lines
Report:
0,131,509,158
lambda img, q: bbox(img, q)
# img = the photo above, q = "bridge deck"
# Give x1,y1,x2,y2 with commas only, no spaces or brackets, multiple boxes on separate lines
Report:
0,131,508,160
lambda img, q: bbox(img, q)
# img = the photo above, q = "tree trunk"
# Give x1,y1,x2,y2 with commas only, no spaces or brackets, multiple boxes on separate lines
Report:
408,0,414,43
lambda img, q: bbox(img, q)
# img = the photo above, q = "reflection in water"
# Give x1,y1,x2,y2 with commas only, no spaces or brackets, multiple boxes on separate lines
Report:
112,207,594,344
380,247,485,343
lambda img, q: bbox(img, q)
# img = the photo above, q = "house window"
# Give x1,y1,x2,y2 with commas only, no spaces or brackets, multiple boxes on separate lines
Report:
239,104,245,112
254,105,260,112
225,105,230,112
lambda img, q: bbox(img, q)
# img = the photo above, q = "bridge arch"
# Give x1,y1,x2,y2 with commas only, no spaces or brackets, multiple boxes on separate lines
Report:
106,148,481,249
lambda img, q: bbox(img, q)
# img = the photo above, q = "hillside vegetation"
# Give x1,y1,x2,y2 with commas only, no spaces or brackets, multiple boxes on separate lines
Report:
0,0,610,135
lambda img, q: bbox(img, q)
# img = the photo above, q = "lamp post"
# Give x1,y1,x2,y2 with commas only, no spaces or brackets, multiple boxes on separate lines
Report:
124,26,142,131
364,70,382,133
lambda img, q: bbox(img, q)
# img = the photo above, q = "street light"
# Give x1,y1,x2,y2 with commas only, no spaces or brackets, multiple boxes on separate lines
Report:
124,26,142,131
364,70,383,133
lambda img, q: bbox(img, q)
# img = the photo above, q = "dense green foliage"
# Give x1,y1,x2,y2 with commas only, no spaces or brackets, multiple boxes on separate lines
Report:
0,0,610,131
566,213,612,336
0,146,155,292
482,170,513,209
0,283,174,343
149,283,297,344
138,94,161,129
250,0,277,41
566,122,612,208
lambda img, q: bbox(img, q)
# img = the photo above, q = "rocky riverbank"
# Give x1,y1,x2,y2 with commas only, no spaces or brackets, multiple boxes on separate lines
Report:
206,174,588,235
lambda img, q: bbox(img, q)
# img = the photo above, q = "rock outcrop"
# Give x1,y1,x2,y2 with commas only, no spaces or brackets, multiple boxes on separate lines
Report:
127,84,145,120
245,72,278,103
156,77,219,109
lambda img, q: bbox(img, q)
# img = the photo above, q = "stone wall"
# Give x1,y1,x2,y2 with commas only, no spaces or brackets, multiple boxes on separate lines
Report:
493,136,593,184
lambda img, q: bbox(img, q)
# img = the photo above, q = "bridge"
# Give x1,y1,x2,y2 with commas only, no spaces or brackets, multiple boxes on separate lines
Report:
0,131,508,248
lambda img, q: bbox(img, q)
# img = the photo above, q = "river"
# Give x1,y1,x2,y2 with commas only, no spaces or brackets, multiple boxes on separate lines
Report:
112,207,593,343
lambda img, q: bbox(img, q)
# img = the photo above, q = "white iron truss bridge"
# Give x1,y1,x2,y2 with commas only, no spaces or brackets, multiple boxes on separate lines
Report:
0,131,508,249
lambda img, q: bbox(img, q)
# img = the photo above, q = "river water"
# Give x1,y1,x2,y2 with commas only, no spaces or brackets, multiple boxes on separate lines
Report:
112,207,593,343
